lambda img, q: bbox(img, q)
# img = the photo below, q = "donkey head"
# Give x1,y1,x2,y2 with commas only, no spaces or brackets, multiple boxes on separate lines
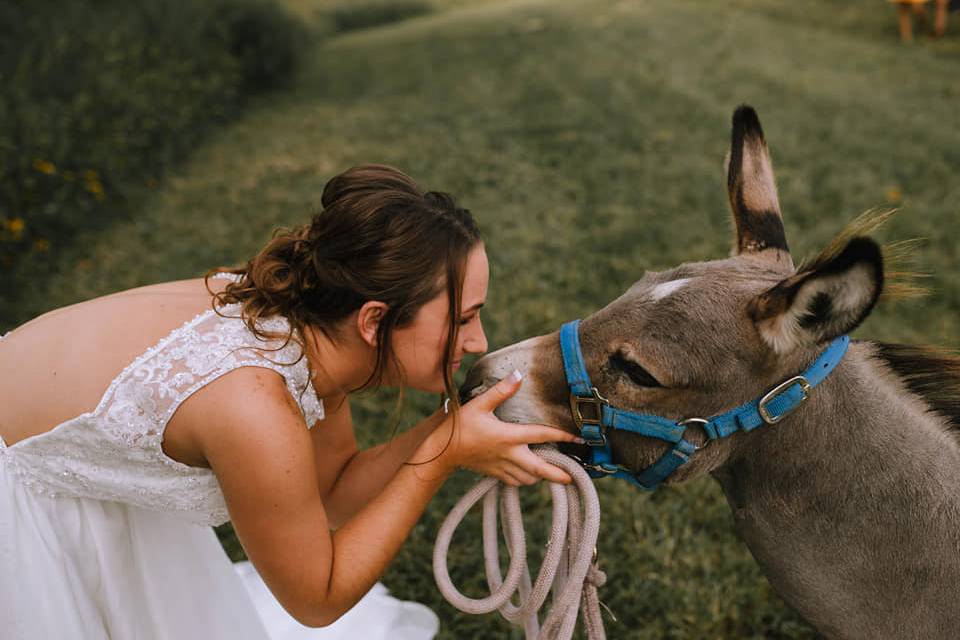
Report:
462,106,884,482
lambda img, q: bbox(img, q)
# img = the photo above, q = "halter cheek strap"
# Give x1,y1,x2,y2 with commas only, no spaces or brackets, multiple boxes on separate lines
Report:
559,320,849,490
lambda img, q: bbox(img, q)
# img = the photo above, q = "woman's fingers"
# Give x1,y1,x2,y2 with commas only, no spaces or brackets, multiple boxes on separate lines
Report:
502,462,538,486
458,377,582,486
469,370,523,412
498,467,527,487
507,423,583,445
527,463,572,485
512,447,573,484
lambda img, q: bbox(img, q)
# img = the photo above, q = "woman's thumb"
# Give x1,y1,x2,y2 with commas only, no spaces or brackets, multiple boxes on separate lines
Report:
474,370,523,411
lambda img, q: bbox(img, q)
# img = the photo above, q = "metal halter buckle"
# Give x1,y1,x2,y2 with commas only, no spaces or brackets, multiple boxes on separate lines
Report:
570,387,609,445
585,461,619,475
570,454,618,476
758,375,811,425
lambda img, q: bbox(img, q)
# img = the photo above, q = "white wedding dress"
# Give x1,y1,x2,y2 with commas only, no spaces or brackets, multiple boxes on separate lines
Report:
0,272,439,639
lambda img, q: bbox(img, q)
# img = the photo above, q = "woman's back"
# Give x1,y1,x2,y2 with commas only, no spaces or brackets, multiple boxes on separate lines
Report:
0,276,234,455
0,271,323,526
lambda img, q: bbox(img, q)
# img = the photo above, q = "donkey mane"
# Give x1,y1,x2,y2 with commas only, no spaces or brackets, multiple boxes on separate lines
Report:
872,342,960,431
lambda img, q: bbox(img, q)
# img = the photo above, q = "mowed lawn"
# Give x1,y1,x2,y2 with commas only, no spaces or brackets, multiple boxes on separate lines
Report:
9,0,960,637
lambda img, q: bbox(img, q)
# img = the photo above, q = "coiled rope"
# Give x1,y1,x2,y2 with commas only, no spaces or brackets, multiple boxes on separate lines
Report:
433,445,608,639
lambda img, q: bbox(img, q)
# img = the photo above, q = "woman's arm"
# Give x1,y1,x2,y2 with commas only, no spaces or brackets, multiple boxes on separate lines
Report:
322,404,446,529
200,367,579,627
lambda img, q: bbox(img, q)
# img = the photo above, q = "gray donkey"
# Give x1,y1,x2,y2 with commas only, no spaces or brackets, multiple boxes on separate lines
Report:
463,106,960,639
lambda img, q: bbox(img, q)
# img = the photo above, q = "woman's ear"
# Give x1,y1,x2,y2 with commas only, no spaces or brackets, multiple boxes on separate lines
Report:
356,301,388,348
748,237,883,354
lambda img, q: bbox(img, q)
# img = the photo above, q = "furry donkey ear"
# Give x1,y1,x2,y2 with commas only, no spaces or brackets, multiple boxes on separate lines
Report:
726,105,792,269
748,237,884,354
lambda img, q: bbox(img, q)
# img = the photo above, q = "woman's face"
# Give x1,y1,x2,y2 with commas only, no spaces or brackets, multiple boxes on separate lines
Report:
389,244,489,393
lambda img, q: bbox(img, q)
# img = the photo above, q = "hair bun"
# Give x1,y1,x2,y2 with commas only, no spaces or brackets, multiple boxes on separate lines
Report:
209,163,482,400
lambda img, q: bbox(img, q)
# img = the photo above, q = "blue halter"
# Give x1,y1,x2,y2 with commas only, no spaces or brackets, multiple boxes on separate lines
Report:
559,319,849,490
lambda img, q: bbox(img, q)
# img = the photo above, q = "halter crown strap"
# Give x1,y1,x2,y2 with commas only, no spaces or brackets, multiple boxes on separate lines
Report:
560,319,849,490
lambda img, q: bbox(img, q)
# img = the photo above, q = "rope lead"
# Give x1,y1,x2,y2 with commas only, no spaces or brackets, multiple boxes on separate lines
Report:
433,446,607,640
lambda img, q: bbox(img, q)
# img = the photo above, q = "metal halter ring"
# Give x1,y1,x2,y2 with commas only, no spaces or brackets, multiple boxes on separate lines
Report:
677,418,708,447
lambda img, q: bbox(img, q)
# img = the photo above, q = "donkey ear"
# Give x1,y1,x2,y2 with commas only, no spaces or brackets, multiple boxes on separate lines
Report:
726,105,792,268
748,237,883,354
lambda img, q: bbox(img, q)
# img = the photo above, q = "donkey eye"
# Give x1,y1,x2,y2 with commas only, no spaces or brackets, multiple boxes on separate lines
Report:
610,352,663,388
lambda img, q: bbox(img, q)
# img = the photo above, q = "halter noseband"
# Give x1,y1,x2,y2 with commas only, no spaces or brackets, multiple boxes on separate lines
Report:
559,319,849,490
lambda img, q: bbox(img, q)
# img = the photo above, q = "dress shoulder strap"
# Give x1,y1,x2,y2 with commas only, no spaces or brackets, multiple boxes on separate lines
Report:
204,270,324,422
210,271,242,283
95,274,324,451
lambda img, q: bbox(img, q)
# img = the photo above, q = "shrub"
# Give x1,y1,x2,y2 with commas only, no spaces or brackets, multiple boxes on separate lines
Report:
327,0,432,33
0,0,305,277
204,0,308,93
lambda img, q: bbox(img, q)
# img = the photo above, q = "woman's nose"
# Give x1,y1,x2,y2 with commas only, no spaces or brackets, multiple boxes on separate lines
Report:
464,321,488,355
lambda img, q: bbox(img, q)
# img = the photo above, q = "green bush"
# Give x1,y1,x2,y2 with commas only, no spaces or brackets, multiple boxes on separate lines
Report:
327,0,432,33
204,0,308,93
0,0,305,274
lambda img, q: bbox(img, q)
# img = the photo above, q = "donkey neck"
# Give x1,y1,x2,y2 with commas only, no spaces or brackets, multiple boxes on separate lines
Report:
714,340,960,640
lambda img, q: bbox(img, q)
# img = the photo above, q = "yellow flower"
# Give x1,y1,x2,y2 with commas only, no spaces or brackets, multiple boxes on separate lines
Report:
84,173,106,200
8,217,25,234
32,238,50,252
32,159,56,175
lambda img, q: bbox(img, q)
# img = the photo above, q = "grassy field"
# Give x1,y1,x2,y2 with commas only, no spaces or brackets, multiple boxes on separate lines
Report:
6,0,959,637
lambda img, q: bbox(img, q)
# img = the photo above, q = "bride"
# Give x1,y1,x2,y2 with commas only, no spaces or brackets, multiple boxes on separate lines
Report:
0,164,580,639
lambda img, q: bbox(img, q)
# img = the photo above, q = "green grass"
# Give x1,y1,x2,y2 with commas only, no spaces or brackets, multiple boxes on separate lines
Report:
7,0,960,637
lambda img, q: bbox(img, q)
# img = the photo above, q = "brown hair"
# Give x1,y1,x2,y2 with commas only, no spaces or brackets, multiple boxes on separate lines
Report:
203,164,482,414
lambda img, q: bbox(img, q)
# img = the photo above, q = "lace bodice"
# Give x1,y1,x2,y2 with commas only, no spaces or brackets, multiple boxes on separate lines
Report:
0,272,324,526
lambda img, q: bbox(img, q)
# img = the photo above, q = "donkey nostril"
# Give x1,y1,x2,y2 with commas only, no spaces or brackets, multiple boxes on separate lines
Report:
478,376,502,396
460,362,495,403
458,382,481,404
458,384,481,404
458,376,501,404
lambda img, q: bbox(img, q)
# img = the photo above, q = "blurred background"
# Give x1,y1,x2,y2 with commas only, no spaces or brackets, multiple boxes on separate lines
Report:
2,0,958,637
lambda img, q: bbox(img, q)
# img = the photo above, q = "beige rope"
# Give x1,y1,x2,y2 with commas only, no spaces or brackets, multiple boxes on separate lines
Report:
433,445,607,640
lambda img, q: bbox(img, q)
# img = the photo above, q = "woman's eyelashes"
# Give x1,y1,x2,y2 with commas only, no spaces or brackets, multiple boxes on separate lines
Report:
610,351,663,388
459,313,477,326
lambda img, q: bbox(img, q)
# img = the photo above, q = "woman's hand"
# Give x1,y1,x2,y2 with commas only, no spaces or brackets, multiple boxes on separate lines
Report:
421,370,584,485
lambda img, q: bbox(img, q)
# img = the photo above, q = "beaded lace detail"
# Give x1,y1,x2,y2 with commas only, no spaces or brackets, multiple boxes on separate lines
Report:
0,272,323,526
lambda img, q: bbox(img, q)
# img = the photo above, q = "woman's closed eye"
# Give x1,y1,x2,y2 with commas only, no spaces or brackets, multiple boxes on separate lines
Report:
610,352,663,388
